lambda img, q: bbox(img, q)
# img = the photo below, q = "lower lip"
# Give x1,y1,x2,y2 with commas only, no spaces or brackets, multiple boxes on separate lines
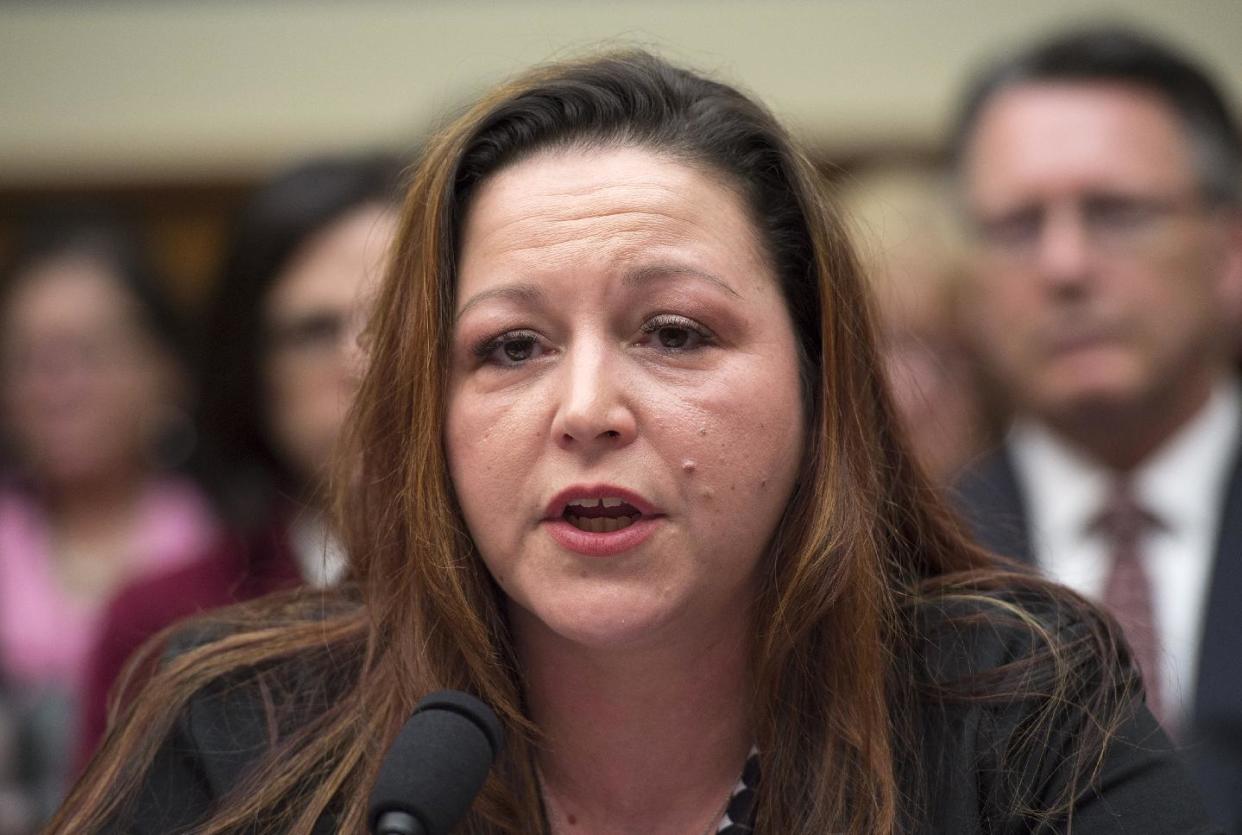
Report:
544,516,662,556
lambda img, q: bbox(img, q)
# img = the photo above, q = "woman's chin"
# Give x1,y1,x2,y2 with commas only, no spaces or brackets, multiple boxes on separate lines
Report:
510,594,689,655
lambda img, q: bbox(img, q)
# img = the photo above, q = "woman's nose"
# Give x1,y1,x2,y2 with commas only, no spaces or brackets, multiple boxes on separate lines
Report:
551,341,637,452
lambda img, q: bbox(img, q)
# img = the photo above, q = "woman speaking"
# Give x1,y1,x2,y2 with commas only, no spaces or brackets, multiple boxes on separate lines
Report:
50,52,1213,834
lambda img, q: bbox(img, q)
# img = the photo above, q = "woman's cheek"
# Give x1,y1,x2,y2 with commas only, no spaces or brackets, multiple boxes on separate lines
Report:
447,389,542,535
672,367,801,521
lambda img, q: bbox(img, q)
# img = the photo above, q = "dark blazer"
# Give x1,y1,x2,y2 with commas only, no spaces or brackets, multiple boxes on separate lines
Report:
109,595,1219,834
955,445,1242,834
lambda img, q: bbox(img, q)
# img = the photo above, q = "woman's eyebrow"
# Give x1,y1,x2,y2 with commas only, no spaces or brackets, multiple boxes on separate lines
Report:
623,263,742,298
456,283,545,320
456,264,739,321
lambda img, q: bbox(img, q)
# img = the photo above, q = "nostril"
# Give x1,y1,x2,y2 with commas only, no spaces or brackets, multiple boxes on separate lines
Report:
604,430,620,439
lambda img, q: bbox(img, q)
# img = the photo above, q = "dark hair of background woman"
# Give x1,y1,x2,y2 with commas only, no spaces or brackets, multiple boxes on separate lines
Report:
50,52,1139,834
194,154,403,526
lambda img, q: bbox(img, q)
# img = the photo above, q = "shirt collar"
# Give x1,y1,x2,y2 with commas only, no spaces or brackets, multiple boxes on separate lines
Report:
1136,378,1241,535
1009,378,1242,540
1010,418,1108,545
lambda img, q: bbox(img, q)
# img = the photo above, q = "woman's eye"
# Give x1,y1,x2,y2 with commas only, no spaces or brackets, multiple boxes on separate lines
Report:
641,315,713,351
476,330,543,367
656,326,691,349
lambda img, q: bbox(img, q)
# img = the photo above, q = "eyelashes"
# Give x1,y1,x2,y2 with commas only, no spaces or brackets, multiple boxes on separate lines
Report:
474,329,543,367
471,314,717,368
639,313,713,351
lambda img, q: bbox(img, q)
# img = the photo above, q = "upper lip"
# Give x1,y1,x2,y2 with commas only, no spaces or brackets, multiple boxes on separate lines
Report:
543,484,661,520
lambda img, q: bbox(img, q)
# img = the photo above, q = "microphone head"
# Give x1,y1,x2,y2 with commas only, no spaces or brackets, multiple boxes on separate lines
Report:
368,689,505,835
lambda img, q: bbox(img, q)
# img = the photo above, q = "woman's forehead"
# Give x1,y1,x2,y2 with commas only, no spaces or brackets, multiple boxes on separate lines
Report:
5,255,139,332
454,146,769,303
467,146,732,226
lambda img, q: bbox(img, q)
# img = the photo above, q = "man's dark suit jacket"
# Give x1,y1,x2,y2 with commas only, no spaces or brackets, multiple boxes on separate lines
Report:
955,445,1242,834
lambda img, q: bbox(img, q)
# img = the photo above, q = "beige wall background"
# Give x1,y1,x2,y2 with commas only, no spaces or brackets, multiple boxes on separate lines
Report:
3,0,1241,187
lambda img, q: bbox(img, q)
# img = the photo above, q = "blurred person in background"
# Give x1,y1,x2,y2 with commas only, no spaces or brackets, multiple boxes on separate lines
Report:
838,164,997,484
76,155,401,766
0,213,218,825
950,25,1242,831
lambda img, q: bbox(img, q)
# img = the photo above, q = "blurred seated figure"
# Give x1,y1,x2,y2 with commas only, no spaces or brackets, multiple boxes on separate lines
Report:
838,164,996,484
0,212,218,824
77,156,400,764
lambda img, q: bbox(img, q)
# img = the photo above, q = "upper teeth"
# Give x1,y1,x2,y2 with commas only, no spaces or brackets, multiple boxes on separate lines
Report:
567,497,626,508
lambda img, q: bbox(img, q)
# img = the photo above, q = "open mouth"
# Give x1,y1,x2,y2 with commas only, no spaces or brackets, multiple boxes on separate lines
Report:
562,497,642,533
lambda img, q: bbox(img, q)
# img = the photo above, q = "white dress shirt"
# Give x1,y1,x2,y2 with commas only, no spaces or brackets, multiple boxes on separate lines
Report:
289,511,349,589
1008,379,1241,731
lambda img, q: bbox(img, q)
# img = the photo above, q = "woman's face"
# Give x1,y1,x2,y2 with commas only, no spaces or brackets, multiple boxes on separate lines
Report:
0,256,180,489
446,146,805,652
262,204,396,490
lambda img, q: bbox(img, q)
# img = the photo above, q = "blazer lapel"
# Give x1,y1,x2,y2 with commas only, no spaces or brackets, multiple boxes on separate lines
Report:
952,446,1036,567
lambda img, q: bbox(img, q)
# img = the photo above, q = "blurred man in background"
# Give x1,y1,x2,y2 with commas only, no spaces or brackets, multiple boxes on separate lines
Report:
951,25,1242,831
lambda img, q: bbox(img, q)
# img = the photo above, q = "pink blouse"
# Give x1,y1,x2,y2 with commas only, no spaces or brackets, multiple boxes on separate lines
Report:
0,478,218,693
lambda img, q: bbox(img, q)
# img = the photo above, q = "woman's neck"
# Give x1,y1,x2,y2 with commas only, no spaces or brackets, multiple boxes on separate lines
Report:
517,616,752,835
46,471,146,540
42,472,150,602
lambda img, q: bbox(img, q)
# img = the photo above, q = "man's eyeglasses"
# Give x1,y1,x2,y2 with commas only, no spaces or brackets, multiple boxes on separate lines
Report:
969,191,1213,261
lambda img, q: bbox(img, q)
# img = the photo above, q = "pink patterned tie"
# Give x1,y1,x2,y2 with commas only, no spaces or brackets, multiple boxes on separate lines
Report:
1092,482,1166,728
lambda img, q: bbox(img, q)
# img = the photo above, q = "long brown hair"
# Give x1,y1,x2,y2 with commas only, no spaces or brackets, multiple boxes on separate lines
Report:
49,51,1135,835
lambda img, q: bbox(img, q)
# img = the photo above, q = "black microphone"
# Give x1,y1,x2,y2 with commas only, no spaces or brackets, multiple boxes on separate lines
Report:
368,689,505,835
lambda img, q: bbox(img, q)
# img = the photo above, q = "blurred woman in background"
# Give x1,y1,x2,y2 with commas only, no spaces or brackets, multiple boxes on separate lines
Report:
76,155,401,763
0,212,217,823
